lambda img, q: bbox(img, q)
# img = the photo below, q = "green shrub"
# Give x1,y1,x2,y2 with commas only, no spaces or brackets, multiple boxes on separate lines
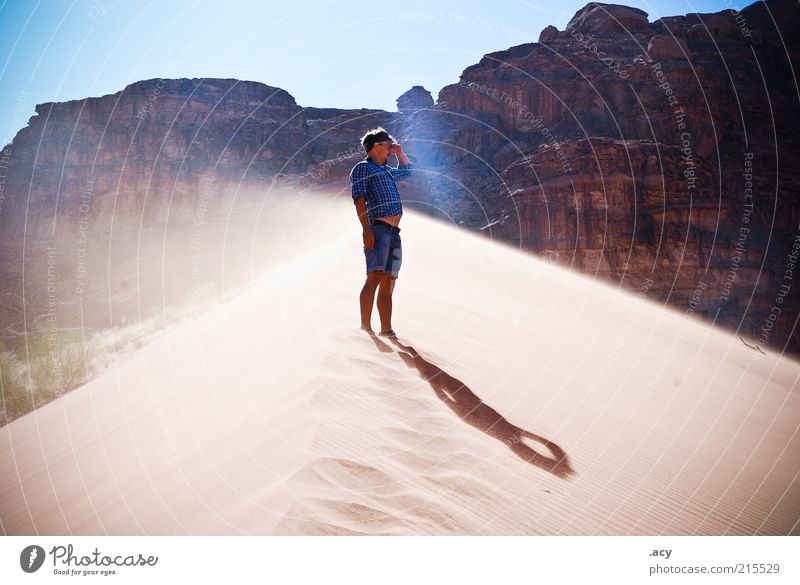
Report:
0,341,34,424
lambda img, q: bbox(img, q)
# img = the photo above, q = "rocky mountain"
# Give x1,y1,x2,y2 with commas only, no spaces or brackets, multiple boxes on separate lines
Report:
1,0,798,357
397,0,800,353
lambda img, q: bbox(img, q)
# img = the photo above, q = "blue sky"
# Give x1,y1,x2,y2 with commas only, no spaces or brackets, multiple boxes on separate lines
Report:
1,0,747,145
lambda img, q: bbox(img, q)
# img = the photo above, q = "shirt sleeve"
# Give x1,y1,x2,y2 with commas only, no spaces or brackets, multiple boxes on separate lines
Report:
389,161,414,182
350,163,369,202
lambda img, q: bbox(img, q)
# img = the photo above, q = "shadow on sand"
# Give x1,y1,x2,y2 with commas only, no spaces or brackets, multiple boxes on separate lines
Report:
365,331,574,479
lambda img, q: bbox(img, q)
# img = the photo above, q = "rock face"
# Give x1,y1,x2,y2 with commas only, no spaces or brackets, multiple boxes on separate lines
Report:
538,25,559,43
397,86,434,111
647,35,691,60
1,0,799,355
566,3,649,33
399,0,800,353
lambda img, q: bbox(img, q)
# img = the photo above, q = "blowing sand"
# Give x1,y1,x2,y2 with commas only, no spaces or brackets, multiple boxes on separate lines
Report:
1,194,798,535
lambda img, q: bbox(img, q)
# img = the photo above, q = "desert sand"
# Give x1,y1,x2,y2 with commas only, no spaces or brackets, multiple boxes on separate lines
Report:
1,192,798,535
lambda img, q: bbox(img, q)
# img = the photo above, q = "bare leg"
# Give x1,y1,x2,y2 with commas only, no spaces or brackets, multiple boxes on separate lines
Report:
376,273,396,332
359,271,383,331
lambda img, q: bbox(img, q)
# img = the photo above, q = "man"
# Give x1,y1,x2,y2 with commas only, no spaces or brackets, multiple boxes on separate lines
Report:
350,127,413,338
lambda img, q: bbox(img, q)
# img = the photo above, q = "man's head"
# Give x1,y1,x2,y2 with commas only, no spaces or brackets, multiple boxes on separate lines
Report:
361,127,397,164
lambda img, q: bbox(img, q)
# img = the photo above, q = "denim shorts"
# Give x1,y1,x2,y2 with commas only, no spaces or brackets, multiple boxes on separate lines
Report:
364,221,402,278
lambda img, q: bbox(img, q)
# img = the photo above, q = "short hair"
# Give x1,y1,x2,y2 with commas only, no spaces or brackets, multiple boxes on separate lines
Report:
361,127,394,153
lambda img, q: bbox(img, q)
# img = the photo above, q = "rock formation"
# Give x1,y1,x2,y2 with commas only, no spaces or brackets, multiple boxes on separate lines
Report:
646,35,692,60
567,3,649,33
398,0,800,353
397,86,434,111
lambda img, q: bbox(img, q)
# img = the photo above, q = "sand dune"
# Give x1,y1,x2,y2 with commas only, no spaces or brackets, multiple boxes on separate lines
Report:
1,196,798,535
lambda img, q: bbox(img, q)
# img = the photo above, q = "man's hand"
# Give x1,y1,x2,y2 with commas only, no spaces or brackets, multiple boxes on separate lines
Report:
363,227,375,249
389,143,411,166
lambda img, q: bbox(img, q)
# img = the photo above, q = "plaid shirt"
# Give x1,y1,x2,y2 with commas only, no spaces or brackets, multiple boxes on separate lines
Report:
350,157,413,225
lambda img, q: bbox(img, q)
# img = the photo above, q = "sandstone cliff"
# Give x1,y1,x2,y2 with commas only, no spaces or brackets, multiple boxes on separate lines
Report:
397,0,800,353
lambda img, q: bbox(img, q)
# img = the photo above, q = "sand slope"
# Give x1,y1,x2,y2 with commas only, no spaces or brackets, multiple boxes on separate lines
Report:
1,201,799,535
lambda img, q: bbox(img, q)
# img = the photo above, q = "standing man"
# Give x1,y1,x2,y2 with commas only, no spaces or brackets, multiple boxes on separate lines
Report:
350,127,413,338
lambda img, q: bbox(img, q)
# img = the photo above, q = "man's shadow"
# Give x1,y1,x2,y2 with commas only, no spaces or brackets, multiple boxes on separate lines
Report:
365,332,574,479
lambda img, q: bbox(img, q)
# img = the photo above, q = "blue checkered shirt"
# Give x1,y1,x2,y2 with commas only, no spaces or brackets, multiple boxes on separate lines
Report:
350,157,413,225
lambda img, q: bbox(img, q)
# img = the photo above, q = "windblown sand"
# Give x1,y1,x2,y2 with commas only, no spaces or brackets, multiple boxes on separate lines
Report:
2,194,798,535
